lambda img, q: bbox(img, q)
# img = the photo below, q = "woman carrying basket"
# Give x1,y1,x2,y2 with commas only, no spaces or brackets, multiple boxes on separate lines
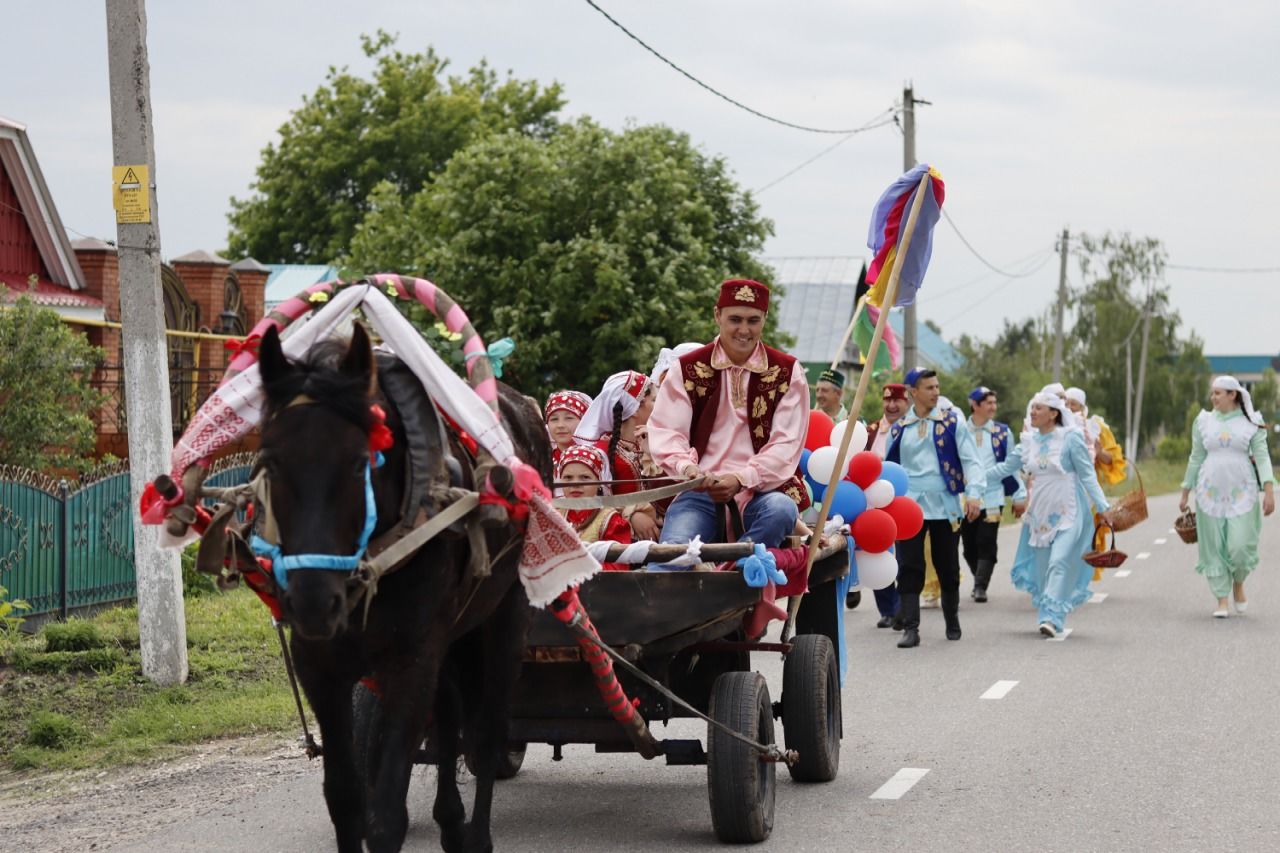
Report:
992,393,1115,637
1179,376,1276,618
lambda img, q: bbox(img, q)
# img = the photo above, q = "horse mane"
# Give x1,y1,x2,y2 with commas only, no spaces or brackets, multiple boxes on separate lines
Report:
262,338,375,433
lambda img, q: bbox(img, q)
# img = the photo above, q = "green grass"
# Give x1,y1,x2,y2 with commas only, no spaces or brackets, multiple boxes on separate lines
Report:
0,587,303,773
1103,458,1187,499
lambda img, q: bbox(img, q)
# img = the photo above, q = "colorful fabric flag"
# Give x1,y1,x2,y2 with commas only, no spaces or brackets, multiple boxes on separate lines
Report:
852,298,901,375
865,163,945,308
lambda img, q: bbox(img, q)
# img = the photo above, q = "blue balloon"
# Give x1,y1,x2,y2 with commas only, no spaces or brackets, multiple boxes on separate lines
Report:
807,474,826,503
830,480,867,523
799,448,813,478
880,461,910,497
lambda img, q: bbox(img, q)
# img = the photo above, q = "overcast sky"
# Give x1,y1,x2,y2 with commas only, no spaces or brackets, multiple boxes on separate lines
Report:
5,0,1278,355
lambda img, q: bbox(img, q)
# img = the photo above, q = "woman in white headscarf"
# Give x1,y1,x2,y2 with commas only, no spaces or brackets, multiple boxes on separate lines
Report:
649,342,703,389
1180,376,1276,617
574,369,660,539
991,392,1115,637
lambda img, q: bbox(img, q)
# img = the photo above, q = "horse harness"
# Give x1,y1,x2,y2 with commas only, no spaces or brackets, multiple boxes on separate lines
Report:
197,354,521,624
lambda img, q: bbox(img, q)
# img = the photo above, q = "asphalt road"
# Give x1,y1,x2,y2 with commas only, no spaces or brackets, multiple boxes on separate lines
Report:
111,491,1280,853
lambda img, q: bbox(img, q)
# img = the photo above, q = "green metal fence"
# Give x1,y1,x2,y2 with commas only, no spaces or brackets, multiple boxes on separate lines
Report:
0,455,254,618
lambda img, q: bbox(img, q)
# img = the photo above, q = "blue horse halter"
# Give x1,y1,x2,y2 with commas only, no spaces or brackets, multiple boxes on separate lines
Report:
251,453,383,592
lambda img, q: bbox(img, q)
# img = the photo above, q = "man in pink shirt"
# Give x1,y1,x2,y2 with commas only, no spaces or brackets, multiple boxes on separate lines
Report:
646,279,810,563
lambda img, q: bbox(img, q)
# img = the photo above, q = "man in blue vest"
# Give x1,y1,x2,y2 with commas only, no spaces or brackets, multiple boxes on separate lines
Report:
886,368,987,647
963,386,1027,602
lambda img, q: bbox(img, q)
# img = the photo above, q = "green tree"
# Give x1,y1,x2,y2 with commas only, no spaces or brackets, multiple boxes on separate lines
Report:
226,32,565,264
341,119,780,399
1251,367,1278,454
1067,232,1208,454
0,294,107,472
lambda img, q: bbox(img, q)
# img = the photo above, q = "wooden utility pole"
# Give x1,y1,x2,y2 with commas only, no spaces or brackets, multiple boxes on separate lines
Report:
106,0,187,685
1131,293,1153,461
1051,228,1069,381
902,84,917,374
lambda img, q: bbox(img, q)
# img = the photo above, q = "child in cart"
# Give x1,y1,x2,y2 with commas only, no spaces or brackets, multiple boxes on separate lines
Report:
557,445,633,571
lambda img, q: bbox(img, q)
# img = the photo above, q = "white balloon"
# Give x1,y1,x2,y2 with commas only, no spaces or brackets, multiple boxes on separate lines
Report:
807,445,839,484
855,549,898,590
865,479,895,509
829,419,849,449
849,420,869,453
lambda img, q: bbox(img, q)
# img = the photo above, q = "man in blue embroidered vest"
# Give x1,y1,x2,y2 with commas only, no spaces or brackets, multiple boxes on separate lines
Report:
963,386,1027,602
886,368,986,647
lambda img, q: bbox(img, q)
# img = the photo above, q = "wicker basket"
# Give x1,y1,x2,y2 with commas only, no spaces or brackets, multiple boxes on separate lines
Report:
1174,510,1198,544
1083,523,1128,569
1109,464,1148,532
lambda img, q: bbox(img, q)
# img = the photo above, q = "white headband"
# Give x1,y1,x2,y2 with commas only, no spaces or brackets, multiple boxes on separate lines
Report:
1064,387,1086,405
1211,375,1264,426
648,341,702,389
1040,382,1066,398
1030,392,1069,418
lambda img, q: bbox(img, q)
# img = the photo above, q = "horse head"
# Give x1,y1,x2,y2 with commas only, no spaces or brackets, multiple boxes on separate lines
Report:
256,322,393,641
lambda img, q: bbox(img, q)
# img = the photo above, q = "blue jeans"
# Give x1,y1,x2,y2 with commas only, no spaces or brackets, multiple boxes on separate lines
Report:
652,490,798,571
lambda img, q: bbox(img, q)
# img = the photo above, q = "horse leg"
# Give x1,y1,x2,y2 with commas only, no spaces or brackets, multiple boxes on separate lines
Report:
462,586,528,853
431,667,469,853
294,651,364,853
364,664,439,853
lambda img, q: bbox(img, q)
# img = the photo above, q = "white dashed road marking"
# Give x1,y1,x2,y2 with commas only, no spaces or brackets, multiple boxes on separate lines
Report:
1115,570,1132,578
1046,628,1074,642
870,768,931,800
980,680,1020,700
1154,538,1168,545
1136,552,1151,560
1090,592,1109,603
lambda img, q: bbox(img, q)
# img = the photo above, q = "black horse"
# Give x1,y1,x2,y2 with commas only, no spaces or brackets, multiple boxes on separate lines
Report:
255,322,551,853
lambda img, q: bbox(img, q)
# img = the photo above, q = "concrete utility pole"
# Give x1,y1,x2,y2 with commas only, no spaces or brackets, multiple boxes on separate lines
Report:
106,0,187,685
1051,228,1069,381
1130,293,1154,461
902,84,917,374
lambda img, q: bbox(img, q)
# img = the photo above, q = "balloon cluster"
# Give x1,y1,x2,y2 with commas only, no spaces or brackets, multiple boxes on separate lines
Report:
801,412,924,590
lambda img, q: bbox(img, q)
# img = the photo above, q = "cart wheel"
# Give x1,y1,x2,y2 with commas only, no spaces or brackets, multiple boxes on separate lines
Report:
782,634,841,783
464,741,527,780
707,671,776,843
351,681,384,789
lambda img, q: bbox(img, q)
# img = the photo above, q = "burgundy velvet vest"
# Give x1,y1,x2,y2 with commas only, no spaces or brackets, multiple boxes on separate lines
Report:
678,342,811,510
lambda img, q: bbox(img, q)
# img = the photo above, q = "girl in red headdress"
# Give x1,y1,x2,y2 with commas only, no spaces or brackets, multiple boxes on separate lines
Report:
558,445,633,571
544,390,592,468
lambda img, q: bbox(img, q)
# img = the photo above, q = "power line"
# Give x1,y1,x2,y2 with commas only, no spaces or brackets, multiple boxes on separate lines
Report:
941,208,1055,278
753,110,900,194
582,0,891,135
1167,263,1280,273
924,247,1057,302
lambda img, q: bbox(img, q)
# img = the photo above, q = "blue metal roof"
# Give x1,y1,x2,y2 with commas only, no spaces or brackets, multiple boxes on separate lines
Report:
264,264,339,308
1206,354,1277,375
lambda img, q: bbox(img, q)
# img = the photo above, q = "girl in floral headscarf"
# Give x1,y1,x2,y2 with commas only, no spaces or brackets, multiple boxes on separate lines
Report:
1180,376,1276,617
544,390,592,467
557,445,632,572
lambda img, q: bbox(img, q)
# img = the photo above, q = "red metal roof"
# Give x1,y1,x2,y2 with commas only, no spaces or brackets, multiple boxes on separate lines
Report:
0,273,102,307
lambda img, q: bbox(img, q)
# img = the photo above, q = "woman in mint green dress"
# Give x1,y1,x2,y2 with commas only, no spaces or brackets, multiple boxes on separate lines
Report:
1180,376,1276,617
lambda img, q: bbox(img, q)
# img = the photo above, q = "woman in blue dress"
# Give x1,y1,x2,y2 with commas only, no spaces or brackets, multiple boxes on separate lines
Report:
992,393,1116,637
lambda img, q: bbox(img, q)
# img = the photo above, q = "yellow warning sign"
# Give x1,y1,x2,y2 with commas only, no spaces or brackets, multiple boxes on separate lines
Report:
112,164,151,224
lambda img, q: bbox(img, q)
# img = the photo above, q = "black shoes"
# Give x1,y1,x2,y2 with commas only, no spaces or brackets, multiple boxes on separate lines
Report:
972,586,988,603
897,628,920,648
845,590,862,610
875,615,894,628
945,625,962,641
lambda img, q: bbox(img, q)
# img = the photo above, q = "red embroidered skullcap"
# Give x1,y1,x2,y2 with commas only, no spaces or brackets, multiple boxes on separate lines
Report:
556,444,608,480
882,383,908,401
545,389,591,422
715,279,770,312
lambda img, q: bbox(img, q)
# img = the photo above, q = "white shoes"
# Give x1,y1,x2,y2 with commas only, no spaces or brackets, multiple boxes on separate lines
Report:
1212,608,1229,618
1234,601,1248,614
921,597,941,609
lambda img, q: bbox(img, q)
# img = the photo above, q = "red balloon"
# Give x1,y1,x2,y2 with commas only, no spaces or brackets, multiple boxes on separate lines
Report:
851,508,897,554
884,496,924,540
805,410,834,452
846,451,882,488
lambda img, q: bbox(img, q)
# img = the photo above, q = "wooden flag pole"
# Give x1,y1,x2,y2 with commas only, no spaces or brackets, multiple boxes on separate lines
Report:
829,297,867,371
783,170,933,642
